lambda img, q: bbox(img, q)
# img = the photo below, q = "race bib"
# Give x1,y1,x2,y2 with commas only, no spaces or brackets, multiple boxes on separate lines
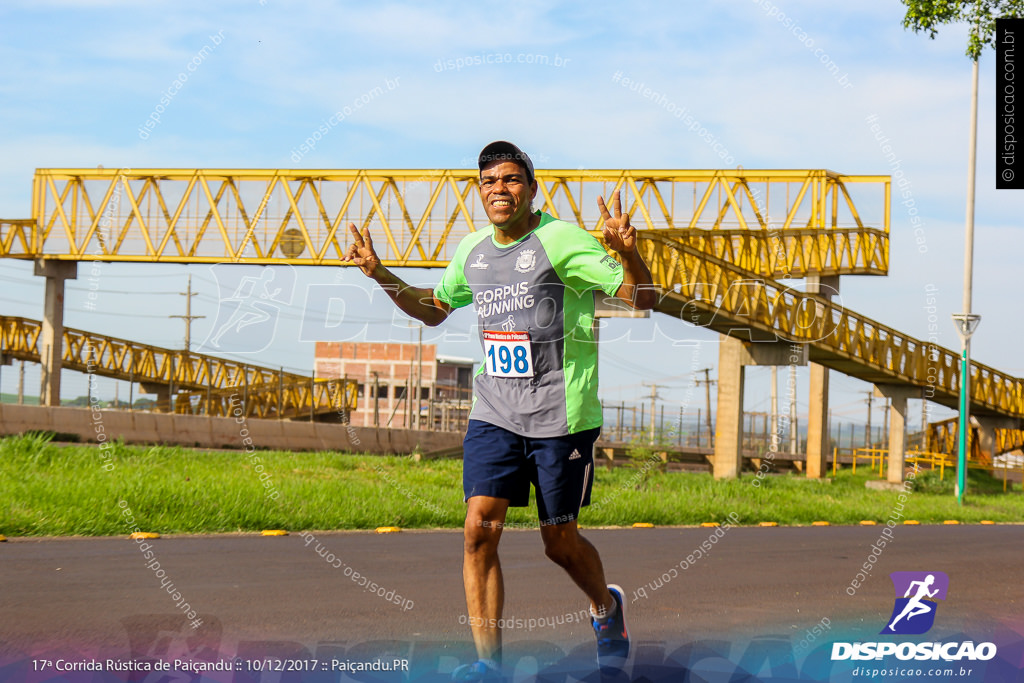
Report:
483,330,534,378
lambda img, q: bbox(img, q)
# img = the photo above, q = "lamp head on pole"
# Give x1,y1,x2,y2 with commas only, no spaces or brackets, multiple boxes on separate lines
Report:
952,313,981,342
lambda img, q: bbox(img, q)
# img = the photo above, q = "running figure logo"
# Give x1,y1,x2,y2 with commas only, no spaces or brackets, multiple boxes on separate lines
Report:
881,571,949,635
198,265,296,353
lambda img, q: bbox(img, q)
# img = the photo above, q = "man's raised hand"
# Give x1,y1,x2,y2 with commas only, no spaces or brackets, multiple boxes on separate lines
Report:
597,191,637,254
344,223,381,278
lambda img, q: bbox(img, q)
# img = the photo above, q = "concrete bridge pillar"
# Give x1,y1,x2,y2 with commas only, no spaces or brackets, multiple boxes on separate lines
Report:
978,420,996,464
714,336,745,479
141,383,172,412
714,337,806,479
805,274,840,479
976,417,1019,463
35,260,77,406
874,385,917,483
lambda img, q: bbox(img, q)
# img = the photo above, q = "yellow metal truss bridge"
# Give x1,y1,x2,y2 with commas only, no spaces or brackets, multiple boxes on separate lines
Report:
1,167,1020,472
0,315,357,419
3,168,887,275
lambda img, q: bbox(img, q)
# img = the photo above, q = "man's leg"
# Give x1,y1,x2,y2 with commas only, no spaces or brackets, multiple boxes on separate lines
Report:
463,495,510,663
530,428,630,671
539,521,614,616
530,427,613,615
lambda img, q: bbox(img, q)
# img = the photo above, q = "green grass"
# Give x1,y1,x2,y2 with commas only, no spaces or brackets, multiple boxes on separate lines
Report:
0,393,39,405
1,433,1022,536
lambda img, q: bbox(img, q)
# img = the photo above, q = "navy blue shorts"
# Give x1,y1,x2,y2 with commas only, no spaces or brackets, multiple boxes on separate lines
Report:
462,419,600,525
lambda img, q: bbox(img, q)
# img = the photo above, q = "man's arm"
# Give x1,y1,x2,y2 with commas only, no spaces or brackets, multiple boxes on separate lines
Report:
343,223,452,327
614,249,655,310
597,192,656,310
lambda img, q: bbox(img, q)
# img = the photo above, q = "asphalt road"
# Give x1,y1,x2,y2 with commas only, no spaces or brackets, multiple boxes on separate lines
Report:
2,526,1022,681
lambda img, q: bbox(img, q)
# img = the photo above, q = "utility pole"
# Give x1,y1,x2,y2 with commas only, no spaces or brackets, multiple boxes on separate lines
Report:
678,404,684,447
865,390,874,448
618,401,624,441
828,408,833,452
18,360,25,404
920,395,928,450
372,371,380,427
642,382,663,445
883,398,890,445
170,275,205,351
406,323,424,430
416,325,423,430
770,365,779,453
695,368,716,447
405,377,412,428
788,364,797,455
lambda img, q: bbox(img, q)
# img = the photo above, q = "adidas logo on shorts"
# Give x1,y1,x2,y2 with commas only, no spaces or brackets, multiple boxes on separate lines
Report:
568,449,582,460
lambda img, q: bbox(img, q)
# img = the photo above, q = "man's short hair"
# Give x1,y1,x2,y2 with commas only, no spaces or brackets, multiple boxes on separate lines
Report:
478,141,535,184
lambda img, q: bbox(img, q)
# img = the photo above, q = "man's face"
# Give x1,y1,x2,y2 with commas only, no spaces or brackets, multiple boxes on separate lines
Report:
479,160,537,229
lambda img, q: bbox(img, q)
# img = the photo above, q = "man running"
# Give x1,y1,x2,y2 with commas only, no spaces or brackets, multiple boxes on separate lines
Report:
344,141,655,680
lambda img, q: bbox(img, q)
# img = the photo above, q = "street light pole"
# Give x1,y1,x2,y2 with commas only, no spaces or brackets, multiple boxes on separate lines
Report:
953,55,982,506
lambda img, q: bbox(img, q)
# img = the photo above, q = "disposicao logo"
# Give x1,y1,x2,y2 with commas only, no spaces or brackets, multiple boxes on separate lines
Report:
831,571,997,663
882,571,948,635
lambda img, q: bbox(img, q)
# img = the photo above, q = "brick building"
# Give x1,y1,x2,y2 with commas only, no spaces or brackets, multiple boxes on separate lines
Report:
314,341,474,430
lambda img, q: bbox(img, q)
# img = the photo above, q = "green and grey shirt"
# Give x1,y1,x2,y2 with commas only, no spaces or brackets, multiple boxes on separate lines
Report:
434,212,624,437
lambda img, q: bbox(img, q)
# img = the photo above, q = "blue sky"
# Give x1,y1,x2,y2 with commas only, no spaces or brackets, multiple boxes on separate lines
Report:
0,0,1018,433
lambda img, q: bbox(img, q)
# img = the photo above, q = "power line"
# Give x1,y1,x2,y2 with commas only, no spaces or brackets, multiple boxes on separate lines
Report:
66,311,170,319
66,287,183,295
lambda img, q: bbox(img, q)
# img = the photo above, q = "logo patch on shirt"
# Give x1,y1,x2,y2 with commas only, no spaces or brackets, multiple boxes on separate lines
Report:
470,254,489,269
500,314,517,332
514,249,537,273
600,254,622,271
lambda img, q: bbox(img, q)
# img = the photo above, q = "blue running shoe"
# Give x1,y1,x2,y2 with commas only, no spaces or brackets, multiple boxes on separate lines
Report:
592,584,630,673
451,658,502,682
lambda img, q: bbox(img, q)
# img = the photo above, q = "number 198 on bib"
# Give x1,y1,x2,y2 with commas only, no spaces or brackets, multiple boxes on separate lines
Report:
483,330,533,378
